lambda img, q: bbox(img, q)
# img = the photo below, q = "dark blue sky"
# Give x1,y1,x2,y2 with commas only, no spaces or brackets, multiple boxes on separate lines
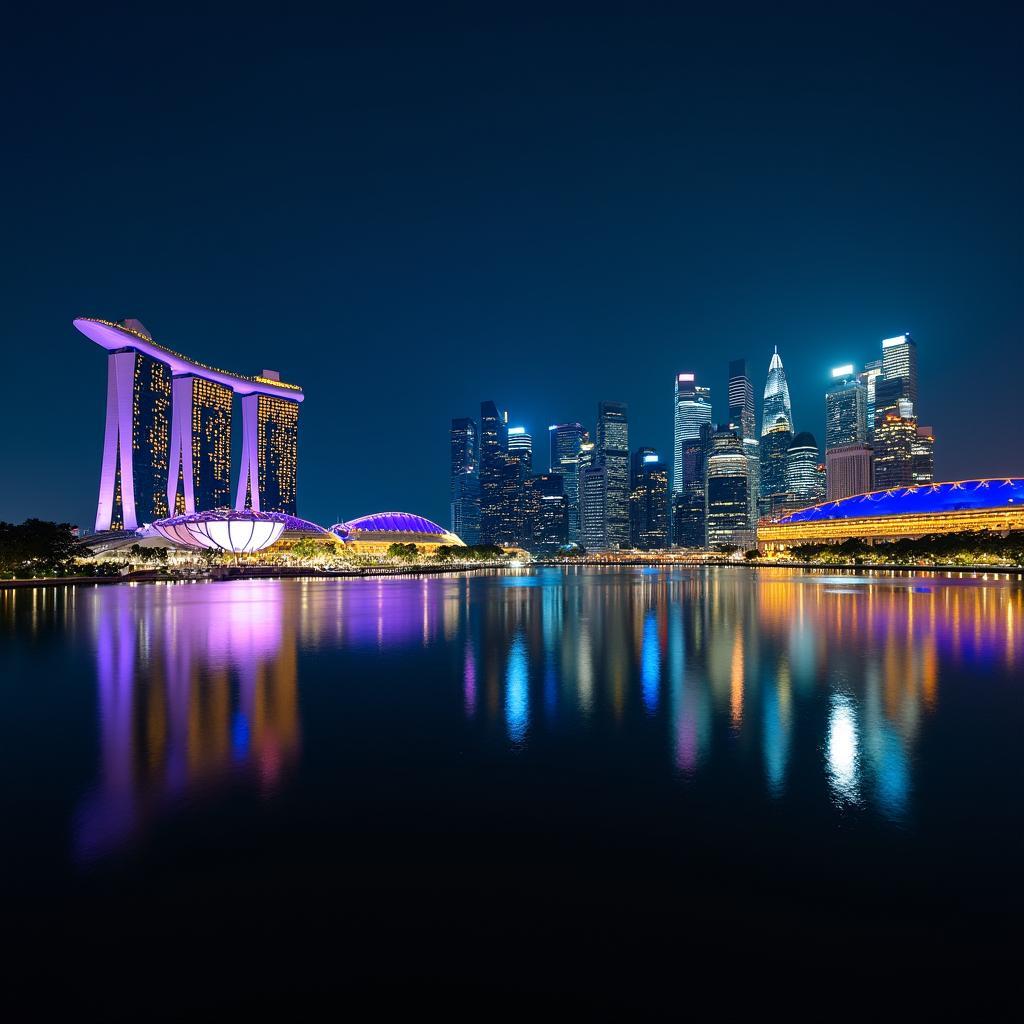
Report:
3,6,1021,529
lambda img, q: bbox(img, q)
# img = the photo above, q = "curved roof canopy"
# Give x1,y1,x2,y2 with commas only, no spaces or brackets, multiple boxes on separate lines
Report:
335,512,449,536
152,509,322,552
74,317,303,400
778,479,1024,525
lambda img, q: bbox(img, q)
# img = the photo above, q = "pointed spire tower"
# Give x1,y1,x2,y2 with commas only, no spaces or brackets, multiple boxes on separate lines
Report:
761,345,793,436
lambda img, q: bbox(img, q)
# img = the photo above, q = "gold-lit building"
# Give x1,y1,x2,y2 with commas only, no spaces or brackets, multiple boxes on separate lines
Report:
758,478,1024,550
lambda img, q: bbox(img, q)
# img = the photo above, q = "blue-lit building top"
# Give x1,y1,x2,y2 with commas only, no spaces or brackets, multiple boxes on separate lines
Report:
777,479,1024,525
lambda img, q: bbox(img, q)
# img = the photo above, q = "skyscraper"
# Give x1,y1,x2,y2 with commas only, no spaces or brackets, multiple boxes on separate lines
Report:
478,400,507,545
912,425,935,484
825,365,867,450
579,463,608,551
786,432,823,507
859,358,883,441
169,375,233,516
449,417,480,544
96,347,172,530
728,359,756,441
874,401,917,489
523,473,568,553
759,416,793,515
826,443,874,501
761,347,793,436
629,449,670,550
881,333,918,409
673,421,712,548
673,373,712,494
507,426,533,478
596,401,629,548
548,423,586,543
706,429,753,550
236,391,300,515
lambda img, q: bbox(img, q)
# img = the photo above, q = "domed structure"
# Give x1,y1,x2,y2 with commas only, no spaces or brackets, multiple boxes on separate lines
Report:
152,509,324,553
330,512,464,554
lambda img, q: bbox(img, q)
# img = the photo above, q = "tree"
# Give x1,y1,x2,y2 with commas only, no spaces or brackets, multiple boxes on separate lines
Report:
290,537,323,563
387,542,419,561
0,519,77,576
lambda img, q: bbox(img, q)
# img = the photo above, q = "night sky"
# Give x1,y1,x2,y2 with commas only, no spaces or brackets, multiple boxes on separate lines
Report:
3,7,1021,530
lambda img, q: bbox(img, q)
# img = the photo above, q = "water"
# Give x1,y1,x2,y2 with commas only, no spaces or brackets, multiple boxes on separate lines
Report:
4,567,1022,1012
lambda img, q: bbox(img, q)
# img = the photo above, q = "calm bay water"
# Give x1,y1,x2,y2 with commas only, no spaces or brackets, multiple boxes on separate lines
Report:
4,566,1022,1011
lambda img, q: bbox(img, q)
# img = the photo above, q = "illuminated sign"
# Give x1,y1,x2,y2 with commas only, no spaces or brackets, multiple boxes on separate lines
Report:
643,453,660,463
831,364,855,378
678,373,695,382
882,335,907,348
508,426,526,435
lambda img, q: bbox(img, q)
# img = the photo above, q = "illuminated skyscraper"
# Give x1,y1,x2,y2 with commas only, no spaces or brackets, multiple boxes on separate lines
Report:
881,333,918,409
759,415,793,515
450,417,480,544
673,373,712,494
78,317,304,529
96,347,172,530
728,359,756,441
706,429,753,549
507,426,533,478
825,365,867,450
169,375,233,515
761,347,793,436
912,425,935,484
786,431,823,506
236,391,300,515
630,449,670,549
674,421,712,548
478,400,507,545
859,358,883,441
579,463,609,551
596,401,629,548
548,422,586,542
523,473,568,553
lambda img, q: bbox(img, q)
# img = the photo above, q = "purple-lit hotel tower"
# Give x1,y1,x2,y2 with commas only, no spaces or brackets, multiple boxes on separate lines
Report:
75,318,303,531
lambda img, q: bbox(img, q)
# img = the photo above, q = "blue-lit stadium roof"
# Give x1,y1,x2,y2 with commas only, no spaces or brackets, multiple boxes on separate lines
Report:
331,512,450,537
777,479,1024,524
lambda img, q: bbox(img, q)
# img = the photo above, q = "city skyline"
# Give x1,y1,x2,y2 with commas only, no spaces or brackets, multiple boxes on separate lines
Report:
3,10,1021,533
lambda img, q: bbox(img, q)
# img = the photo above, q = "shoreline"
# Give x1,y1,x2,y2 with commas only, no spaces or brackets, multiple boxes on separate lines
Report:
5,559,1024,589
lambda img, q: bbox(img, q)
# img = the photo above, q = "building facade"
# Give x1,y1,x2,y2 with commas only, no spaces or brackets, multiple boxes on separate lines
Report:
706,429,754,550
478,400,507,545
596,400,630,548
913,425,935,484
169,374,233,516
825,366,867,450
761,347,793,436
579,463,608,551
673,373,712,495
786,431,824,507
629,449,670,549
874,402,917,489
78,317,303,531
759,417,793,516
548,422,586,543
450,417,481,544
826,443,874,501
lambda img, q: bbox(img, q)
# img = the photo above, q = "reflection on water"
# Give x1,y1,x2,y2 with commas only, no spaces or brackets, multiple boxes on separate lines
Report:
74,582,301,860
3,567,1023,864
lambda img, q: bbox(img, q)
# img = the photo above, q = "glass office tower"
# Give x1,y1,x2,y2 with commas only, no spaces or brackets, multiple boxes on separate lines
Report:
596,401,629,549
761,347,793,436
673,373,712,494
629,449,670,549
705,429,753,550
478,400,507,545
825,365,867,450
548,423,586,543
450,417,480,544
